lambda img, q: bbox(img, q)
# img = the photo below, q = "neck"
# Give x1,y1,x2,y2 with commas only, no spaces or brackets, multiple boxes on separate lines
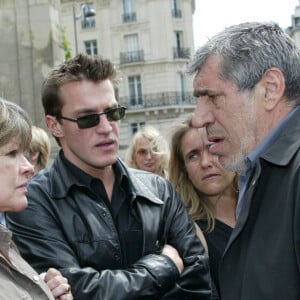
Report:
100,169,115,201
208,188,237,228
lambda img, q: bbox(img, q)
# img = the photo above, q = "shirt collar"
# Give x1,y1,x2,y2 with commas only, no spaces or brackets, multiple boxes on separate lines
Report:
60,150,129,190
247,106,300,167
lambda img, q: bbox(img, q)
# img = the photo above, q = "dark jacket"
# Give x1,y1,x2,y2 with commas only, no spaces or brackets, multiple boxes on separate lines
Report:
7,154,211,300
219,108,300,300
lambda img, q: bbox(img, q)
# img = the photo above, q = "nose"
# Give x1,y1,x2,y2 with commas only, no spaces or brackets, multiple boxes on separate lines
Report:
145,150,153,159
95,114,113,133
191,99,215,128
21,154,35,178
200,148,213,169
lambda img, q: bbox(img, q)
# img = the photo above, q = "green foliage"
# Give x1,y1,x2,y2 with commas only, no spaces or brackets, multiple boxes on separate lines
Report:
61,27,72,60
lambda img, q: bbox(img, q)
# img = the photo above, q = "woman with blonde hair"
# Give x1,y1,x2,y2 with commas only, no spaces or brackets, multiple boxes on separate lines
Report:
169,116,238,299
27,126,51,174
125,125,169,178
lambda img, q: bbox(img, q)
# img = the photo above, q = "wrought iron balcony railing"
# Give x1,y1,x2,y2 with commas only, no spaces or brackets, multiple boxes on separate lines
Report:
171,9,182,18
119,91,196,109
81,18,95,29
122,12,136,23
120,50,144,64
173,47,190,59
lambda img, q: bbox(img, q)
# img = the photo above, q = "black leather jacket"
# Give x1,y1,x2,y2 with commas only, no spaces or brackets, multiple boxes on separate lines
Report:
7,152,211,300
219,107,300,300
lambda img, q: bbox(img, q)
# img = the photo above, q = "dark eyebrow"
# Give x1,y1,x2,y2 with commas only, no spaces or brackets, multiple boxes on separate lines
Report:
193,88,210,98
75,105,119,115
184,148,200,160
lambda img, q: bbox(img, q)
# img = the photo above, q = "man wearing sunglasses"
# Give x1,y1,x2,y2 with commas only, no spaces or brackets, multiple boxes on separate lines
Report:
7,54,211,300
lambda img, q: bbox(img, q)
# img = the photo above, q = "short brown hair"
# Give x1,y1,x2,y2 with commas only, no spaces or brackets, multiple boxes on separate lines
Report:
41,54,119,117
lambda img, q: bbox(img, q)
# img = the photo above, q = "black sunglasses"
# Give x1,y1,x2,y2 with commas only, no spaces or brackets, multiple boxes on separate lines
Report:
57,106,127,129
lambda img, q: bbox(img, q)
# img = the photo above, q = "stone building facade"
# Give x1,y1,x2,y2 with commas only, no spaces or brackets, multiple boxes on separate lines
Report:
287,0,300,46
0,0,64,127
61,0,196,158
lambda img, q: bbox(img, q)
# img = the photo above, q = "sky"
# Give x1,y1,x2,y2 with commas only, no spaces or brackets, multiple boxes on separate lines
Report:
193,0,299,48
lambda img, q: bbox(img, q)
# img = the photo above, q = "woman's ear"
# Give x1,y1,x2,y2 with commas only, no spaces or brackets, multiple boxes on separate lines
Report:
30,151,40,163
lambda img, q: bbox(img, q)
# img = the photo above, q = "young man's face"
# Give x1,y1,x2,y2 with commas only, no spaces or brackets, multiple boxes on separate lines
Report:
50,79,121,176
191,55,260,174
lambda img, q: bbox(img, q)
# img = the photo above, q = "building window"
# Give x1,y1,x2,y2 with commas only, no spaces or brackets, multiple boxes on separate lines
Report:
84,40,98,56
125,34,139,52
294,17,300,27
131,122,145,134
120,34,144,64
128,75,143,106
123,0,136,22
81,3,96,28
171,0,182,18
173,31,190,58
177,72,187,103
175,31,183,49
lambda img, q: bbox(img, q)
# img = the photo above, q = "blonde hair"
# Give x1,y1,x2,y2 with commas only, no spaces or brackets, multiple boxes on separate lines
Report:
28,126,51,172
125,125,169,178
169,117,238,232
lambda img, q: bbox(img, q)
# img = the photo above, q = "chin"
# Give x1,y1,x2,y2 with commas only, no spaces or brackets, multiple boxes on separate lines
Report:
14,199,28,212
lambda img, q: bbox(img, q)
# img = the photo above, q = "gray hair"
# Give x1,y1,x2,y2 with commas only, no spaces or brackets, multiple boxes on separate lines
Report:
0,98,32,149
188,22,300,103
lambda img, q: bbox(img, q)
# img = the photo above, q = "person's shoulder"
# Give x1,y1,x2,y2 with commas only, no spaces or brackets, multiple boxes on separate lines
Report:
128,167,167,183
127,167,175,196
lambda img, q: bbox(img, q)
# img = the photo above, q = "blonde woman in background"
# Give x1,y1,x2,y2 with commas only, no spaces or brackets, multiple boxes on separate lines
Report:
169,117,238,300
27,126,51,174
125,125,169,178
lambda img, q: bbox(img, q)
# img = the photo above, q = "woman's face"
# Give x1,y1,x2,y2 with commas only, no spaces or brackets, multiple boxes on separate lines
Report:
0,137,34,212
181,128,235,196
134,137,161,175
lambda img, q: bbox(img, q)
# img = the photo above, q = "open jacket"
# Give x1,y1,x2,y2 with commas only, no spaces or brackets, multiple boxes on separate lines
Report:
0,226,54,300
219,107,300,300
7,154,210,300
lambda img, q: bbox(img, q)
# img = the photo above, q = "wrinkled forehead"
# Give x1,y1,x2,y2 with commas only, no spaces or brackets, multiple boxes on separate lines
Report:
136,136,153,149
182,127,211,150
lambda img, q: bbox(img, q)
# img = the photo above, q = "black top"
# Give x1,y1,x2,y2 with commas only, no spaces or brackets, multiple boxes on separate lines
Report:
197,219,233,299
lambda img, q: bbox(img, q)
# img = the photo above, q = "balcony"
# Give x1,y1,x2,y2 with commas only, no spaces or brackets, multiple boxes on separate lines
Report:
81,18,95,29
122,12,136,23
172,9,182,18
119,91,196,109
120,50,144,64
173,47,190,59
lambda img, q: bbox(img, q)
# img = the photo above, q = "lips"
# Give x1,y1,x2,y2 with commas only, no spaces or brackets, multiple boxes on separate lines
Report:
207,136,224,154
17,182,27,188
145,163,154,168
202,173,220,180
17,182,28,194
95,139,115,147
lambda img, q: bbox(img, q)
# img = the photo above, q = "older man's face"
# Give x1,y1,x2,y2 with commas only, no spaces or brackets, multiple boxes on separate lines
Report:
191,55,259,174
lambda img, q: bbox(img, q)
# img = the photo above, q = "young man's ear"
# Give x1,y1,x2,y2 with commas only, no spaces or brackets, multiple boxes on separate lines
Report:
262,67,285,111
45,115,64,139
